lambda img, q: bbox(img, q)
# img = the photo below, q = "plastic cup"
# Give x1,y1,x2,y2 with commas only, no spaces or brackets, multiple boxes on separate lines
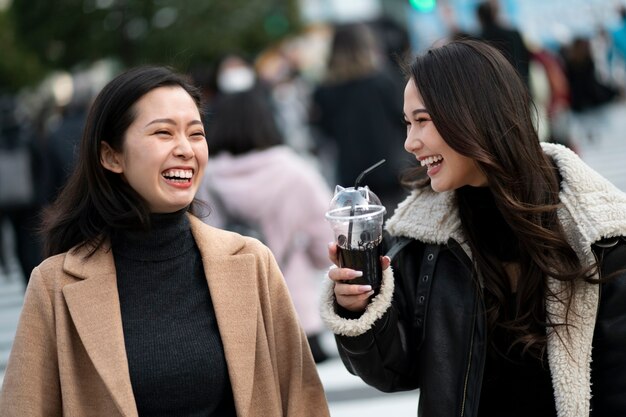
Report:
325,185,386,292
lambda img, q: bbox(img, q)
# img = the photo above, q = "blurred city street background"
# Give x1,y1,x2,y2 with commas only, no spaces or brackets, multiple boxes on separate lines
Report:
2,0,626,415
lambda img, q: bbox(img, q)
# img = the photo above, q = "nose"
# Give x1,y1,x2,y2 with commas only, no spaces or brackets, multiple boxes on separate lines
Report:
174,135,194,159
404,130,424,154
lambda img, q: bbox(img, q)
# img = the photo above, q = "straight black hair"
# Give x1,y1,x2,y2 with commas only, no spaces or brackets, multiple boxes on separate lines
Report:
41,65,203,257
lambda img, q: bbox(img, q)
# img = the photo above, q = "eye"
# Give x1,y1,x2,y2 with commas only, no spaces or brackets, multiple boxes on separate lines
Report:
155,130,172,136
416,117,431,124
190,131,206,140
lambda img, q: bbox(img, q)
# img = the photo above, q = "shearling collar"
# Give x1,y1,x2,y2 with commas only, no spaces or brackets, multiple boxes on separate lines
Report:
385,142,626,252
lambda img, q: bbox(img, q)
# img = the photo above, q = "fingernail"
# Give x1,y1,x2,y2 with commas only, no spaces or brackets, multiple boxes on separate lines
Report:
352,271,363,277
358,285,372,292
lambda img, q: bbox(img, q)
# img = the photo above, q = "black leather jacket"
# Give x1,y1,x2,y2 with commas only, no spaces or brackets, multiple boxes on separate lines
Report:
333,236,626,417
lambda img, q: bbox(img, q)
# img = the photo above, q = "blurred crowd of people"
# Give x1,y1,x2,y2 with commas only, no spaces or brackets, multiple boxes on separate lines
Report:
2,0,626,365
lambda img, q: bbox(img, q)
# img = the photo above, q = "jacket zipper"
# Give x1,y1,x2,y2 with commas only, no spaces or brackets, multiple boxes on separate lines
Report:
460,328,474,416
460,289,480,417
449,238,480,417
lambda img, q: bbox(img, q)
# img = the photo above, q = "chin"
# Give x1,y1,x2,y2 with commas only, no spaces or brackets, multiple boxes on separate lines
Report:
429,182,447,193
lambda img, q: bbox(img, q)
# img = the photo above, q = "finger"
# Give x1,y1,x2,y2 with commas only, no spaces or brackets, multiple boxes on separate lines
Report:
336,290,375,312
335,282,372,296
381,255,391,270
328,242,339,265
328,267,363,283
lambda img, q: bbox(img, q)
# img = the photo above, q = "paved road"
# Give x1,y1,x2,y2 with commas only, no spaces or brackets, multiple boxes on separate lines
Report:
0,100,624,415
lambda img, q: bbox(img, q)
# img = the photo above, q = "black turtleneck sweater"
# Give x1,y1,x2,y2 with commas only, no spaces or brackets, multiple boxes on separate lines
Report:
112,210,237,416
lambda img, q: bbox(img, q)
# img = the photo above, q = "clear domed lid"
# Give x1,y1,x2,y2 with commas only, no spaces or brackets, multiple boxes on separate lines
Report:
325,185,386,249
326,185,385,219
324,160,388,249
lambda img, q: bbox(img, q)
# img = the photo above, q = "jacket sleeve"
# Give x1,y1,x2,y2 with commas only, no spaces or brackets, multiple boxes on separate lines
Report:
262,246,331,416
0,266,62,416
320,265,420,392
590,239,626,416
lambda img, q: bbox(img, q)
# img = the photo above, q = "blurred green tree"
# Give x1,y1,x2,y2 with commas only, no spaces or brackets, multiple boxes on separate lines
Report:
3,0,301,91
0,9,46,92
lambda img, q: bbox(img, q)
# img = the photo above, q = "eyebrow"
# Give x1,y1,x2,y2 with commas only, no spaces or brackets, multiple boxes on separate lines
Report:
411,108,429,116
403,108,430,119
144,118,204,128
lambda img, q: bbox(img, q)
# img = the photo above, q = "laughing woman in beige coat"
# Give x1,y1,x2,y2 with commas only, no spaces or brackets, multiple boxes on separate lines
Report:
0,66,329,417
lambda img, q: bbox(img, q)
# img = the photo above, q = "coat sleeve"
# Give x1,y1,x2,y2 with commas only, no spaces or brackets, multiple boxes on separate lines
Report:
0,266,62,416
262,247,331,416
320,265,420,392
591,239,626,416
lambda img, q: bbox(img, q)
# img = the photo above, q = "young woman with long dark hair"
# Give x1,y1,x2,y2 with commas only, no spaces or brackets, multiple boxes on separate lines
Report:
322,39,626,416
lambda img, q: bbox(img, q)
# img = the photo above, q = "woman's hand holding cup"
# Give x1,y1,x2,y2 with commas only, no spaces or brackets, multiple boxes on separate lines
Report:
328,242,390,312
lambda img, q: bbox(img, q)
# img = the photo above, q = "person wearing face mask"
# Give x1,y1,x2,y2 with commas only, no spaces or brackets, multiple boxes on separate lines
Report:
321,39,626,417
0,66,330,417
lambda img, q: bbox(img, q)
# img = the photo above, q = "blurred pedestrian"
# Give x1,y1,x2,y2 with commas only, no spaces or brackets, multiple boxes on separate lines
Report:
562,36,621,113
310,22,410,217
41,87,92,203
529,45,579,152
195,82,335,364
0,94,45,284
475,1,531,87
322,39,626,416
0,66,329,416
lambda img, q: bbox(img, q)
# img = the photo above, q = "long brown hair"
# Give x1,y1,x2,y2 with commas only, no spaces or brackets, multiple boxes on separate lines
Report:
403,39,593,356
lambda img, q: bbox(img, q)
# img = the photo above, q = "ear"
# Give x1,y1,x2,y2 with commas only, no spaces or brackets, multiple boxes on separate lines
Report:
100,141,124,173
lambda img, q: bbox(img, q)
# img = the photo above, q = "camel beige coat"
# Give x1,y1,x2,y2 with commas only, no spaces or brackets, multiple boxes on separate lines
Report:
0,215,330,416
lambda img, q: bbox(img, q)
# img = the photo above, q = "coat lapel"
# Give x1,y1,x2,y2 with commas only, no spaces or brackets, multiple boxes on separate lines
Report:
190,216,259,417
62,245,137,417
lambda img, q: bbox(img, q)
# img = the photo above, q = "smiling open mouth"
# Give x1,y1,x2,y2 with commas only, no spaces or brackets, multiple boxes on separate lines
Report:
420,155,443,169
162,169,193,183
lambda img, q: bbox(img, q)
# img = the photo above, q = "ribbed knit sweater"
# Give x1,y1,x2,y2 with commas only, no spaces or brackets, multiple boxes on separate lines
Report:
112,210,237,416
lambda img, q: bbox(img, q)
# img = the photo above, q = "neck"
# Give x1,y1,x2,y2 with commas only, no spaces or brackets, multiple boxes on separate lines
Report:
111,208,194,261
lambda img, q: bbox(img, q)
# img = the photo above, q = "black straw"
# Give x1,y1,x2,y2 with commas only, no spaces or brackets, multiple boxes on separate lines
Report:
347,159,387,248
354,159,386,189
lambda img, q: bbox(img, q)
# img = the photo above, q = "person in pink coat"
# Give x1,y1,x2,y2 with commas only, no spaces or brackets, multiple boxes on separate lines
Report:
196,81,334,363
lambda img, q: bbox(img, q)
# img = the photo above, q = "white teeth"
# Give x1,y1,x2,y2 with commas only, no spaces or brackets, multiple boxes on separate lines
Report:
162,169,193,179
420,155,443,167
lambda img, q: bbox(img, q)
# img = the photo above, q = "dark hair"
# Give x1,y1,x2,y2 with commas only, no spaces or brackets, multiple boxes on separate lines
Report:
41,65,204,257
205,87,283,155
324,23,382,84
403,39,592,356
